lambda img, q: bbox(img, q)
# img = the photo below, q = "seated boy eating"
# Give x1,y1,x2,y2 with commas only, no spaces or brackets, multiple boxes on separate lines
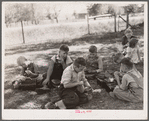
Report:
12,56,45,90
84,45,103,78
43,57,93,109
36,44,73,93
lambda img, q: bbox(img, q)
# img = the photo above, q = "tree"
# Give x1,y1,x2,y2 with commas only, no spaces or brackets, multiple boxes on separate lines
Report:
45,4,61,23
136,4,144,13
123,4,138,14
52,5,61,23
5,4,14,27
72,10,77,19
46,13,52,20
107,5,115,15
87,4,102,16
107,4,124,16
30,3,45,25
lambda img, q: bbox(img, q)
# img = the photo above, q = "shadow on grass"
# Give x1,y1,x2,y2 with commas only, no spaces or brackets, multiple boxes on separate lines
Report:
4,23,144,109
5,23,144,56
4,55,143,109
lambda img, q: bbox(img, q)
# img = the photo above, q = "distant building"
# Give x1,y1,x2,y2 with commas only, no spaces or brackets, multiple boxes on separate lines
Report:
75,9,87,19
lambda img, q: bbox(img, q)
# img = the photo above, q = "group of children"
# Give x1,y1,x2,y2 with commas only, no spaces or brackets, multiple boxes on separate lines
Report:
12,28,143,109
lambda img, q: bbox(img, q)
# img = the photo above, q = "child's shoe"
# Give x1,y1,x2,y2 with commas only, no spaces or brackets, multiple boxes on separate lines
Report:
43,102,58,109
109,92,116,99
12,80,22,89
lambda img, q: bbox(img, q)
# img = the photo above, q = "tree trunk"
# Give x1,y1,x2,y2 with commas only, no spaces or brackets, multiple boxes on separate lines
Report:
56,18,58,23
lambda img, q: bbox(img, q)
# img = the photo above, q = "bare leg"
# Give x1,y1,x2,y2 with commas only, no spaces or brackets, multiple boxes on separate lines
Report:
77,85,85,93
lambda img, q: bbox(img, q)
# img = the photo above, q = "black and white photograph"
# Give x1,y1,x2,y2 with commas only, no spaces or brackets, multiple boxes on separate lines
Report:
2,1,148,120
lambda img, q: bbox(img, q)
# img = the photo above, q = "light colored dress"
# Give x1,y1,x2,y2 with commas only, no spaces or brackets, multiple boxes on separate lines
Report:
125,45,140,64
113,69,143,103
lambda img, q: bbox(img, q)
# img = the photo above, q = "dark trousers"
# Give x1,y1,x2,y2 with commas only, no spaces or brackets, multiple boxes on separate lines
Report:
58,84,88,109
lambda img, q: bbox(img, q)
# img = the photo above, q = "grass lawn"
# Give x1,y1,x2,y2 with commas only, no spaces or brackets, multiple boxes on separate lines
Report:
4,22,144,109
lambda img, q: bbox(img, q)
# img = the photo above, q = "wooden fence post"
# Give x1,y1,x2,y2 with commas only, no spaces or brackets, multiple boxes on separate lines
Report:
118,15,119,32
119,15,132,28
21,20,25,44
114,14,117,32
87,12,90,34
126,12,129,29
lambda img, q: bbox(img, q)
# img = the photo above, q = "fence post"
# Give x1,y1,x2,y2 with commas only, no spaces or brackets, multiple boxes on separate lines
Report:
126,12,129,29
114,14,117,32
119,15,132,28
118,15,119,32
21,20,25,44
87,12,90,34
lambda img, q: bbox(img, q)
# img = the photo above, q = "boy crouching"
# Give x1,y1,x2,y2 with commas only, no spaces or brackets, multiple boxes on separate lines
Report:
44,57,93,109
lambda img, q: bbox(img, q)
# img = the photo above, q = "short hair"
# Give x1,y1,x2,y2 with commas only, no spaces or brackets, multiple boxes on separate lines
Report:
74,57,86,67
129,38,139,48
124,28,133,35
59,44,69,52
89,45,97,53
17,56,27,66
120,58,133,69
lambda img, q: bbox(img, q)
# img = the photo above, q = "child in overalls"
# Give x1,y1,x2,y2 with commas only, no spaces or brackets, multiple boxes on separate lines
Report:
109,58,143,103
84,45,103,79
36,44,73,93
43,57,93,109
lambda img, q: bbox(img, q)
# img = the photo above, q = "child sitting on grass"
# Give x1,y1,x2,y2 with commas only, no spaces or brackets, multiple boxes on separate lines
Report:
84,45,103,77
125,38,141,65
122,28,137,56
12,56,45,90
109,58,143,103
43,57,93,109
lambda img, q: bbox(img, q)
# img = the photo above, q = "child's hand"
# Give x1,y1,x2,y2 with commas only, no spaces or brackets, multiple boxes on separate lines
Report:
36,74,43,81
42,78,49,86
84,86,92,92
13,80,21,89
115,85,119,89
25,70,33,76
78,81,84,85
119,72,125,77
88,70,96,74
